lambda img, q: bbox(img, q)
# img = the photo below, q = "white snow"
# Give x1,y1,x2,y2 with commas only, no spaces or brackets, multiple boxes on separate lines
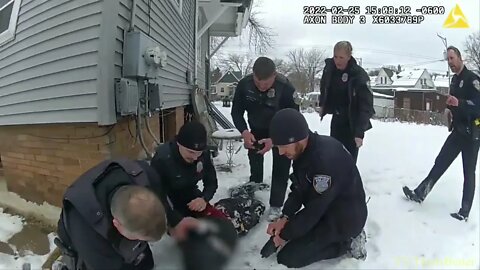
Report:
1,101,479,269
373,92,393,99
0,208,56,269
212,128,242,139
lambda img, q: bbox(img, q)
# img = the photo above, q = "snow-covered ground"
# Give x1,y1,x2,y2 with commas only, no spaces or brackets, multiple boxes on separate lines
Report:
1,102,478,269
0,209,56,269
154,102,479,270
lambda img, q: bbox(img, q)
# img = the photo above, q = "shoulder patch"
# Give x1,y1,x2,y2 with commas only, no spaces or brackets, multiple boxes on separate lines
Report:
313,174,331,194
473,79,480,91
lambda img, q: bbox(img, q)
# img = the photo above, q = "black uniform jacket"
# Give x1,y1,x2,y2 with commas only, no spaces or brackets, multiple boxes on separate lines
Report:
280,132,368,241
231,73,298,133
150,140,218,213
448,66,480,138
58,163,180,270
319,57,374,138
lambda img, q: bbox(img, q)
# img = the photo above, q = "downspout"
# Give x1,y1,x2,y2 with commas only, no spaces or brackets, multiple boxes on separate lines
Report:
194,0,198,86
129,0,138,31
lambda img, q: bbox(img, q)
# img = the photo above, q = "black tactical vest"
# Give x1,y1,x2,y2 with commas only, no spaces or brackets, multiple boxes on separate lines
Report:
63,158,151,265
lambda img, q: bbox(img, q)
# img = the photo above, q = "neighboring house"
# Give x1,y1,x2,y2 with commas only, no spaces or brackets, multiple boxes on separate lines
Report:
432,74,450,95
371,67,396,96
213,70,242,98
394,89,447,112
391,68,435,89
375,67,395,85
373,92,394,108
373,92,394,118
0,0,251,207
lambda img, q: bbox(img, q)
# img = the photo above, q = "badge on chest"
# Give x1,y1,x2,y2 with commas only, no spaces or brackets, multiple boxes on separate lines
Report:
313,175,331,194
196,161,203,173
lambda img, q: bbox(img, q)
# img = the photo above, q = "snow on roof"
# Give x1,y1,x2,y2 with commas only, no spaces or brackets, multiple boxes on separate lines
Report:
394,87,436,92
391,69,425,86
373,92,394,99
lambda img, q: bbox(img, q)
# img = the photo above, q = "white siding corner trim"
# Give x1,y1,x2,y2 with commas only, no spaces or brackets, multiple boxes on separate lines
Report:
0,0,22,45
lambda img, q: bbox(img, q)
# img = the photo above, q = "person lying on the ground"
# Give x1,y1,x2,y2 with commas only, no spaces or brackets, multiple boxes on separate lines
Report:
150,121,226,221
180,216,238,270
263,108,368,268
55,158,201,270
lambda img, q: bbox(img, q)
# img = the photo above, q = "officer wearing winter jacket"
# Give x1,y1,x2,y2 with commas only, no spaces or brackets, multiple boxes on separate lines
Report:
56,158,200,270
265,108,368,268
150,121,223,219
231,56,298,221
318,41,374,163
403,46,480,221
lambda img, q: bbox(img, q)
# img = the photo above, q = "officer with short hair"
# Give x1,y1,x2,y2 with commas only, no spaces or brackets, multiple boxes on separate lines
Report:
265,108,368,268
150,121,225,219
403,46,480,221
56,158,199,270
318,41,374,163
231,56,299,221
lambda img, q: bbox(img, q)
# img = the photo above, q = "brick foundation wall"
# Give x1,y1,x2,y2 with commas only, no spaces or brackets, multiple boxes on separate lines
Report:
0,112,167,207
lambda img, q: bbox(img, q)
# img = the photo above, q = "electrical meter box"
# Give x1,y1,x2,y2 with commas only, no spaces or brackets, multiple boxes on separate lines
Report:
123,31,168,79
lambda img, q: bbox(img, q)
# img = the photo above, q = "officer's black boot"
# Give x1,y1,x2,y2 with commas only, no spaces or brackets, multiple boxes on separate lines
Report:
403,178,435,203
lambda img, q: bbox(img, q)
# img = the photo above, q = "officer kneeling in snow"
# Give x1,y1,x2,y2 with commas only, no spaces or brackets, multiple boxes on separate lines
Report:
263,108,368,268
55,158,201,270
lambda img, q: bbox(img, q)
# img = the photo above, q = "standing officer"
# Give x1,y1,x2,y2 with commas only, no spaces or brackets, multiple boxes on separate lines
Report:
318,41,374,163
150,121,225,219
403,46,480,221
55,158,200,269
231,56,298,221
265,108,368,268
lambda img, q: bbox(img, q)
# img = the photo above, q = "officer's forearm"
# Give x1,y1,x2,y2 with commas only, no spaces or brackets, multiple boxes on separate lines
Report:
201,183,217,201
458,98,480,117
231,112,248,133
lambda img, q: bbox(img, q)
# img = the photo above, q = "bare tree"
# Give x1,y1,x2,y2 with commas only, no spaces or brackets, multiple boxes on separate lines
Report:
209,1,276,60
217,53,255,77
246,8,276,54
272,58,292,75
286,48,326,93
464,31,480,71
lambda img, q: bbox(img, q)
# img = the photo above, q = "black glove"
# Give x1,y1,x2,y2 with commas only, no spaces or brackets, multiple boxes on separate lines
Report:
260,236,279,258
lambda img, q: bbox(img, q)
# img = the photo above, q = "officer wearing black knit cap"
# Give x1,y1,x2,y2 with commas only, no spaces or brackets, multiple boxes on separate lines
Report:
151,121,219,219
265,108,369,268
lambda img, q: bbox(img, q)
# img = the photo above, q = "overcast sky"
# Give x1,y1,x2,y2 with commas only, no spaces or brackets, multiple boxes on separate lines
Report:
218,0,480,73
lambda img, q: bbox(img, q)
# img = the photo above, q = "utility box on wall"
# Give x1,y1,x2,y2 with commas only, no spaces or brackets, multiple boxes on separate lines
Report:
123,31,168,79
115,78,139,116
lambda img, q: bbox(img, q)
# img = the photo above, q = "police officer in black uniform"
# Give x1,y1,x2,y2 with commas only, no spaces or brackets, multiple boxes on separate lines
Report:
318,41,374,163
231,56,298,221
56,158,199,270
403,46,480,221
265,108,368,268
150,121,223,219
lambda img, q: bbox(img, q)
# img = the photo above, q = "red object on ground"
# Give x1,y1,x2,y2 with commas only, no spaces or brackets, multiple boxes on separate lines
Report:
196,204,229,219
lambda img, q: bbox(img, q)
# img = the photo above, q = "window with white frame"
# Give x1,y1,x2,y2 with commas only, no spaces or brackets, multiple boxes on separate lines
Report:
168,0,182,14
0,0,21,45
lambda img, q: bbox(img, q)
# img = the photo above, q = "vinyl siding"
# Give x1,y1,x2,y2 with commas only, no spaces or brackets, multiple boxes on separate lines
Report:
0,0,103,125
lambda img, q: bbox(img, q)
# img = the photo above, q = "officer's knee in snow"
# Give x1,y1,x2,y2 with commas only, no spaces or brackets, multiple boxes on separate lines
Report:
277,251,304,268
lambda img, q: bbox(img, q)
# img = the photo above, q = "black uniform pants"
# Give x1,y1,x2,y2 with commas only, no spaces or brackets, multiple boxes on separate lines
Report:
330,113,359,163
277,218,352,268
415,131,480,217
248,129,291,207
